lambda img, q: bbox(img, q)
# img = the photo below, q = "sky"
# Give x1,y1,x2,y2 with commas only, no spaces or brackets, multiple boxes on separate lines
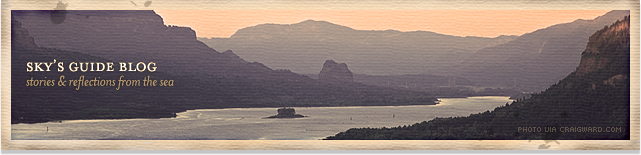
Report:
154,10,611,38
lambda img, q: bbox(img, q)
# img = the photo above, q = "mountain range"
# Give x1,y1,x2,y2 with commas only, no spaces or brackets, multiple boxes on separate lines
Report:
199,20,517,75
11,11,439,123
11,10,631,140
12,10,271,78
456,10,630,92
198,10,629,92
326,15,630,140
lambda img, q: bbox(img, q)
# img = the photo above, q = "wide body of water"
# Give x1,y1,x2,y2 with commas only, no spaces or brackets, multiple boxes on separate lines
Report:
12,96,513,140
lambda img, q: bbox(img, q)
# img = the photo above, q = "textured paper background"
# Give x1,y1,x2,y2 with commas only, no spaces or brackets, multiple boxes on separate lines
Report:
2,0,639,150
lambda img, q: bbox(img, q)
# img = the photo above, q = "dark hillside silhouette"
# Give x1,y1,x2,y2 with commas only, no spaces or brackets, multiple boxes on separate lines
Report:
326,16,630,140
11,11,438,124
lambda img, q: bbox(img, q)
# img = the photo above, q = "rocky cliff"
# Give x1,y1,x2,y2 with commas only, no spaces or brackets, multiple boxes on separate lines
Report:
318,60,354,83
457,10,630,92
11,10,271,77
575,15,630,77
326,15,630,140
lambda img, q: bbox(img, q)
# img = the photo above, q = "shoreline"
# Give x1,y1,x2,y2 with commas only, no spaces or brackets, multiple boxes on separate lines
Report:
13,96,513,124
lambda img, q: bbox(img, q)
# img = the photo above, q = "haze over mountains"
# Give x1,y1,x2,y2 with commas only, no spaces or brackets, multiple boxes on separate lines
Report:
326,15,631,140
457,10,630,92
11,10,631,141
12,10,439,123
199,20,518,75
199,10,629,92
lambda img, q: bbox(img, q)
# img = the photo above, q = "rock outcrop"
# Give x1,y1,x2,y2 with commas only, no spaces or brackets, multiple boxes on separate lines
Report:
318,60,354,83
264,108,306,118
575,15,630,76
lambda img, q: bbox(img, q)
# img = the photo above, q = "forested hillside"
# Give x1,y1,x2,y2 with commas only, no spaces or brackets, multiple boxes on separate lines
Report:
326,16,630,140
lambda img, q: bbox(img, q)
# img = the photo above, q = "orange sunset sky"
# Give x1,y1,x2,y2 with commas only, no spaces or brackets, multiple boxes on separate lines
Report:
154,10,611,38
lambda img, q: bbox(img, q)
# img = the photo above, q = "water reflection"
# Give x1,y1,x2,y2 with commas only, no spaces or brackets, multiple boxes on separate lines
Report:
12,96,512,140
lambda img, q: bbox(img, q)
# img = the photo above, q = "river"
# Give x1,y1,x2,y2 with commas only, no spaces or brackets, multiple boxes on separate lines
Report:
11,96,513,140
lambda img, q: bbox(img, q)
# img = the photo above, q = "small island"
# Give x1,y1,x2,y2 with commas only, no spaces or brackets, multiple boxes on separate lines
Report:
264,107,307,119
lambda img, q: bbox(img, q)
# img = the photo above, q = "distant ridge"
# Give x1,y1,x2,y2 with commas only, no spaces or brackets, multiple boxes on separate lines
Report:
326,16,631,140
199,19,518,75
200,11,629,92
326,15,630,140
11,11,441,123
456,10,630,92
